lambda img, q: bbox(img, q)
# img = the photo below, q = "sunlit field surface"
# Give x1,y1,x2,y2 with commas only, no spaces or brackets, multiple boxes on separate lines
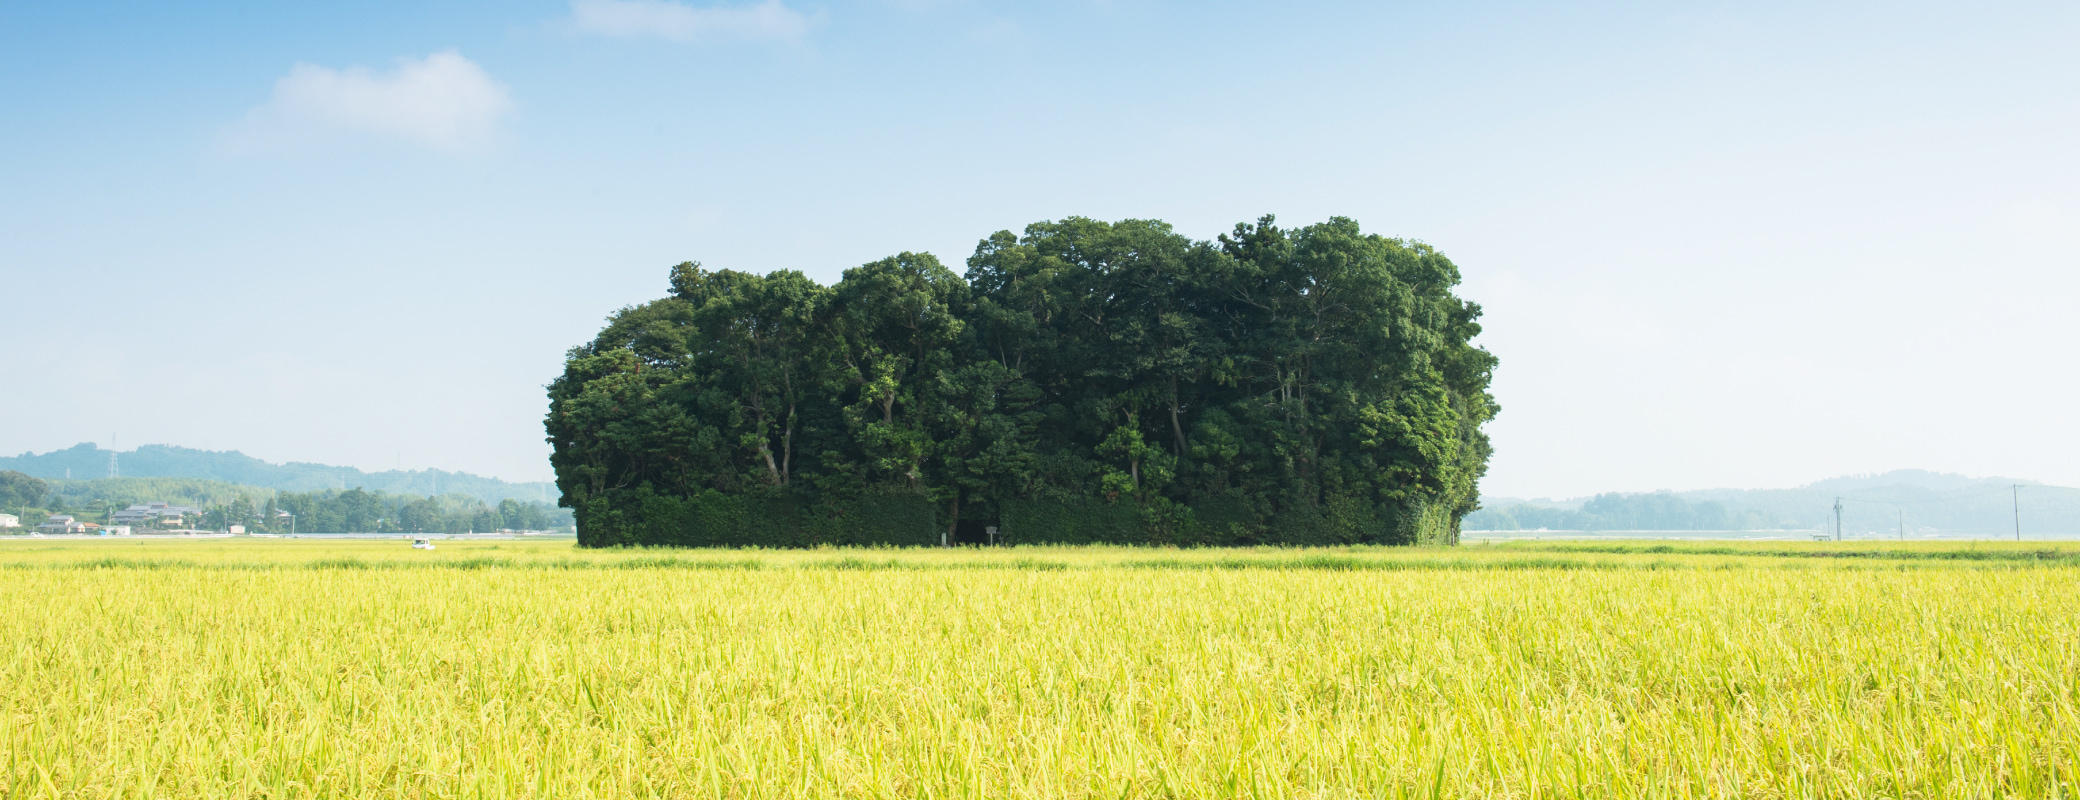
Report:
3,539,2077,798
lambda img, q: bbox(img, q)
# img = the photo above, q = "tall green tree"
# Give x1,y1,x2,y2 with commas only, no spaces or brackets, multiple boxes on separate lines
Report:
823,254,969,507
672,263,830,488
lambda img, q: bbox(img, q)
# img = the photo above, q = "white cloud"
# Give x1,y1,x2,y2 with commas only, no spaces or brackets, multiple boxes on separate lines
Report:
569,0,813,43
227,51,511,153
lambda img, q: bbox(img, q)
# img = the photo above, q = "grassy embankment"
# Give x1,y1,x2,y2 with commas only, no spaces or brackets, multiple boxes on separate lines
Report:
3,539,2075,798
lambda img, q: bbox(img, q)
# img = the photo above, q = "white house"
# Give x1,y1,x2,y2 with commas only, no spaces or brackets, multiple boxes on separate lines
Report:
110,502,203,527
0,513,18,528
38,514,88,534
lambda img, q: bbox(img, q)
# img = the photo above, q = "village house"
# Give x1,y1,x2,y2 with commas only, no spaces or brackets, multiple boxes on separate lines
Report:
38,514,88,534
110,502,203,528
0,513,18,528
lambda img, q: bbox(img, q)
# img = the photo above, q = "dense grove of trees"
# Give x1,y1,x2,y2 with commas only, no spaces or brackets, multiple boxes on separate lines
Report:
549,216,1498,547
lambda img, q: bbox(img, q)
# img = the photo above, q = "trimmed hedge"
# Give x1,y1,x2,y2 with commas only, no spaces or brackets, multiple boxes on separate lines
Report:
578,488,1458,549
994,493,1458,547
575,488,940,549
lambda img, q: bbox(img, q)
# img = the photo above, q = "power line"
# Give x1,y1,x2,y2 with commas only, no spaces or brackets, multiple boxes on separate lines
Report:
1822,482,2080,539
1833,483,2055,506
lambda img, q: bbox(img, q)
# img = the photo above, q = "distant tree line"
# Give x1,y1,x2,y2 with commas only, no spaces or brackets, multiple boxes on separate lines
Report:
1465,492,1784,531
5,472,263,530
48,476,269,511
0,471,572,533
549,215,1497,547
269,490,569,534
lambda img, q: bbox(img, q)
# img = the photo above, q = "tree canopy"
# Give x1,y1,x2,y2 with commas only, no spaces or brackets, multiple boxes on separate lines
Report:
548,216,1497,547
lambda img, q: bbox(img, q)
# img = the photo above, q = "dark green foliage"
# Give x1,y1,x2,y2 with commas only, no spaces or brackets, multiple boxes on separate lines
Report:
548,216,1497,548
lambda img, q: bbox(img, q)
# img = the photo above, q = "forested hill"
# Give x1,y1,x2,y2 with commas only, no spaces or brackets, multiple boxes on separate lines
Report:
0,443,554,505
1469,470,2080,534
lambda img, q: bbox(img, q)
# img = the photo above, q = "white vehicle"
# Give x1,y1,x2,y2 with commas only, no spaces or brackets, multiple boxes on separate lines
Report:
411,538,436,550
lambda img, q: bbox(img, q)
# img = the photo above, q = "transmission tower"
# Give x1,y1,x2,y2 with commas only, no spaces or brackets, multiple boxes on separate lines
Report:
2012,485,2022,541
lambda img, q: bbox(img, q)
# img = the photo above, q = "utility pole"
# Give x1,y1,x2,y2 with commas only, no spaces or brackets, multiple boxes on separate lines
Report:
2012,485,2022,541
1833,497,1843,542
1899,510,1904,541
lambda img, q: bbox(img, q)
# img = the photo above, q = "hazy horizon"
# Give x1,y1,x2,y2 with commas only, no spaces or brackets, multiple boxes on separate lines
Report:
6,1,2077,498
13,442,2068,503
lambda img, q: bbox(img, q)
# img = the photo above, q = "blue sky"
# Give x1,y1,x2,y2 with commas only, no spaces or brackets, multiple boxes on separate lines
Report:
3,0,2077,497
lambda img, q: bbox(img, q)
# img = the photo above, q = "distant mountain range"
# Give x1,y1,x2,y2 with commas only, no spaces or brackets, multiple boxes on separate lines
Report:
7,447,2070,534
1474,469,2080,534
1,443,555,505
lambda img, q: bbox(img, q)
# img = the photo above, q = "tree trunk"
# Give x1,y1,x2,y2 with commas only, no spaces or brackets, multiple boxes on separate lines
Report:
780,409,794,486
944,491,959,547
753,395,782,485
1169,377,1188,456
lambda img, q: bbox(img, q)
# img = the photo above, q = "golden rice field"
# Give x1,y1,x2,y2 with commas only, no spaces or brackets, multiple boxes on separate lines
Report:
3,538,2077,799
